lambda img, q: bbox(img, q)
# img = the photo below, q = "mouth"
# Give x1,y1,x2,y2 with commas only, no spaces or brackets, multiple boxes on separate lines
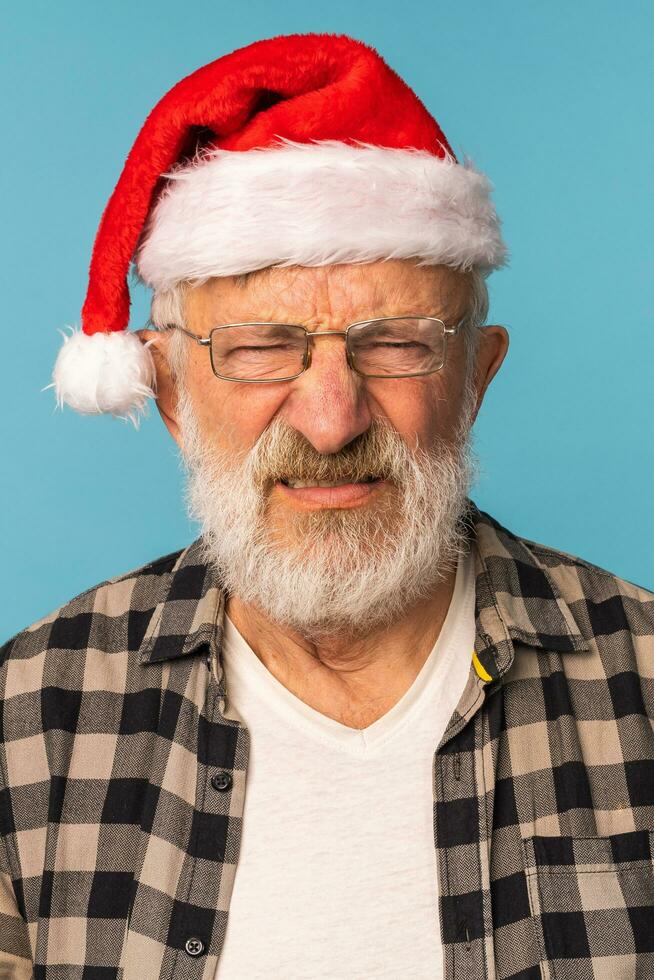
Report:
274,475,386,508
278,475,379,489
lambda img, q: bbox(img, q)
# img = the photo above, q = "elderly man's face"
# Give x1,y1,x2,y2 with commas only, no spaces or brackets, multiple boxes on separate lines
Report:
150,260,508,637
181,260,475,455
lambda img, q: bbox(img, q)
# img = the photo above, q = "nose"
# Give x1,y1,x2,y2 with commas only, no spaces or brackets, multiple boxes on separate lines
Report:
281,333,373,454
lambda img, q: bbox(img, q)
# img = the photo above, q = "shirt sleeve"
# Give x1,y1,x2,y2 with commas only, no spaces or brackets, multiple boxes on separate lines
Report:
0,834,33,976
0,639,34,975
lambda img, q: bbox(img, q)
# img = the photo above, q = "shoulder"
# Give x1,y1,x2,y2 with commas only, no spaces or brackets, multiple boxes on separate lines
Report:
528,539,654,692
475,504,653,608
471,503,654,666
519,530,654,629
0,545,187,672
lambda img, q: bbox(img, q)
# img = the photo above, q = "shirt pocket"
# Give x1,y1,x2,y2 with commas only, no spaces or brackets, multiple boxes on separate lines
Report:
522,831,654,980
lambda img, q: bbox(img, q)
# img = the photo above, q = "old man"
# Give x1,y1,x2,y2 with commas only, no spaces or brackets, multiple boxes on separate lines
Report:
2,32,653,980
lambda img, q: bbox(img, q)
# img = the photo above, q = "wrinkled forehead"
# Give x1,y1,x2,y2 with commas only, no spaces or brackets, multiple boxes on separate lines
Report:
184,260,474,326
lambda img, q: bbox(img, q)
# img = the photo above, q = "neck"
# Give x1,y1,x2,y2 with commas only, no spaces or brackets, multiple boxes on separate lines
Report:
224,563,458,729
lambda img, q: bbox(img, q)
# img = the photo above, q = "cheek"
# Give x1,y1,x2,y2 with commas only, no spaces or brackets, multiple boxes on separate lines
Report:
369,375,463,448
188,370,288,453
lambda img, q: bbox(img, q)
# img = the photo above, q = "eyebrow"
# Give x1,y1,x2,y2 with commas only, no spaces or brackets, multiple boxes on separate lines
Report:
221,322,302,338
215,307,454,326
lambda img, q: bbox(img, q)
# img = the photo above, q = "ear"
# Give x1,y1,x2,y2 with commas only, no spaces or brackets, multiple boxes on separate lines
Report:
471,325,510,422
135,329,182,446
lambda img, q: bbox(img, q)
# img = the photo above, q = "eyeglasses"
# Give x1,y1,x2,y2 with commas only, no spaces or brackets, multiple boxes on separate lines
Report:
169,316,462,383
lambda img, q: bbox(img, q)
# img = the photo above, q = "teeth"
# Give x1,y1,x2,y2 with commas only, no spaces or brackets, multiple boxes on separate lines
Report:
286,479,353,489
284,477,378,489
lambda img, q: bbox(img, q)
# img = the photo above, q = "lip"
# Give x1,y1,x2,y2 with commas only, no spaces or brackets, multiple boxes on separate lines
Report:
274,479,387,508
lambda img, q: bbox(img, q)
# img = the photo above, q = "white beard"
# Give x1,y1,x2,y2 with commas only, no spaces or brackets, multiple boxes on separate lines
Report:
177,385,478,641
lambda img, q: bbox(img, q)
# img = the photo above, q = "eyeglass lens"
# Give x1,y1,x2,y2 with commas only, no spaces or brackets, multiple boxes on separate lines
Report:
209,318,446,381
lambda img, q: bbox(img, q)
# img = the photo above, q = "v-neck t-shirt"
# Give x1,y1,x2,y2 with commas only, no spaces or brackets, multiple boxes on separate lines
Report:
215,546,476,979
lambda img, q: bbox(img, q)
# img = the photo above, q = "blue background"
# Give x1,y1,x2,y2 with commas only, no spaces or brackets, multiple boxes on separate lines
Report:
2,0,652,640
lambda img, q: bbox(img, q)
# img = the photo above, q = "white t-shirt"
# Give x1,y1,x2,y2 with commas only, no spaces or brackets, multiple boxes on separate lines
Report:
214,546,476,980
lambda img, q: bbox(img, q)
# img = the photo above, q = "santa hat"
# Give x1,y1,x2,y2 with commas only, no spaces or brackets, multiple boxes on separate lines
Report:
52,32,507,422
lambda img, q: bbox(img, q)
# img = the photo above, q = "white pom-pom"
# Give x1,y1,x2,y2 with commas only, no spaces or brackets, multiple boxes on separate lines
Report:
51,328,156,426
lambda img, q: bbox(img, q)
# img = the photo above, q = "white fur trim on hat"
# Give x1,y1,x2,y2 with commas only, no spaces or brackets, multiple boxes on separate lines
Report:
135,140,507,288
52,328,156,425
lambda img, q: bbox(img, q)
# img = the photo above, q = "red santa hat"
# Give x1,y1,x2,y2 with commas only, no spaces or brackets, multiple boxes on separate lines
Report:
52,32,507,422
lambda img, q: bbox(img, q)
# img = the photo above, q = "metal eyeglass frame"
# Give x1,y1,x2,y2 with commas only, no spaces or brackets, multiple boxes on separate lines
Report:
168,315,462,383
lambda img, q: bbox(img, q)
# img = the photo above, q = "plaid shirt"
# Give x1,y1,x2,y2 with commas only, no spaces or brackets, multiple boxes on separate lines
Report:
1,499,653,979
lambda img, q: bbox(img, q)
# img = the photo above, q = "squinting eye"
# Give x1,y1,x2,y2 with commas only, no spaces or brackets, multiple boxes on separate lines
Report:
229,344,295,353
373,341,423,348
358,341,426,350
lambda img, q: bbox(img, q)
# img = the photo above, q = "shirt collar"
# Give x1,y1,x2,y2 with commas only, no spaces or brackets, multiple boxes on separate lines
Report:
137,537,225,666
466,500,589,682
137,498,589,671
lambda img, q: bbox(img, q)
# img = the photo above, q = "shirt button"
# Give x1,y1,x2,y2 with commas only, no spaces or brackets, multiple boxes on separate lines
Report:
211,771,232,792
185,936,205,957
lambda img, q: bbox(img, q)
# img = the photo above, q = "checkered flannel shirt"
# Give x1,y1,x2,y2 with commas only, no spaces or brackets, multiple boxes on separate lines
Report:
1,499,653,979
